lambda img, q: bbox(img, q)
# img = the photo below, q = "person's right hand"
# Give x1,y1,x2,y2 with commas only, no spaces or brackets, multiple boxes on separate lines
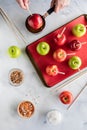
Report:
16,0,29,10
51,0,70,13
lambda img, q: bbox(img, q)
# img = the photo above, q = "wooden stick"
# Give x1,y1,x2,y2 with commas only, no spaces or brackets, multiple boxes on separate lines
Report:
51,68,87,93
67,53,75,56
27,8,32,16
67,83,87,110
60,27,66,36
57,27,66,38
81,42,87,45
58,71,65,75
0,8,27,45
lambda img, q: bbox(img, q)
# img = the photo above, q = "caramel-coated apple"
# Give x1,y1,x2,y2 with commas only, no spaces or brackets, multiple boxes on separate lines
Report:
46,65,59,76
54,34,66,46
53,49,67,62
54,27,66,46
28,14,43,29
68,40,82,51
46,65,65,76
25,14,45,33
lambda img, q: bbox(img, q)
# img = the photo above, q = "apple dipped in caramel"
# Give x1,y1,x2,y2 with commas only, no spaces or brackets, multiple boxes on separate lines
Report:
25,14,45,33
53,49,67,62
46,65,65,76
54,27,66,46
68,39,87,51
53,48,75,62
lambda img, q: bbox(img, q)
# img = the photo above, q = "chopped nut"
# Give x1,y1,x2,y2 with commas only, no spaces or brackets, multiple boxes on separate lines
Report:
18,101,35,118
9,69,24,86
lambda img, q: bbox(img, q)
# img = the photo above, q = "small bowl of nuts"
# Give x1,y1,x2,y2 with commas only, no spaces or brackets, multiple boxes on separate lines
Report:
17,101,35,118
9,68,24,86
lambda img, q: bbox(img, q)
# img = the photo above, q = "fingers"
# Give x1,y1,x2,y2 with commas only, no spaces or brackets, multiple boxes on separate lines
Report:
24,0,30,10
50,0,61,13
16,0,29,10
50,0,70,13
50,0,55,7
55,2,64,13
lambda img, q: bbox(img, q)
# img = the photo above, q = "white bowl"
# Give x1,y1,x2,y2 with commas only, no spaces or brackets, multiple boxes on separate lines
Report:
17,101,35,118
9,68,24,86
46,110,62,125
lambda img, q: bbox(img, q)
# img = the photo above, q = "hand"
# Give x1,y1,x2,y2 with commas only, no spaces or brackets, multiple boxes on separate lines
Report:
16,0,29,10
51,0,70,13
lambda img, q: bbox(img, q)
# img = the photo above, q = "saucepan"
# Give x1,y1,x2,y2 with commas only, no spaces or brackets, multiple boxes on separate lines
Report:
25,6,55,33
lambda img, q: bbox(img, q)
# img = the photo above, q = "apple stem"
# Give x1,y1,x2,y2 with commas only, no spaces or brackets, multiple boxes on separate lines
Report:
67,53,75,56
81,42,87,45
58,71,65,75
60,27,66,36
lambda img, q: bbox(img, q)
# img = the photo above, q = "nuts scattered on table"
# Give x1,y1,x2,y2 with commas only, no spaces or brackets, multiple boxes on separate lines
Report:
17,101,35,118
9,68,24,86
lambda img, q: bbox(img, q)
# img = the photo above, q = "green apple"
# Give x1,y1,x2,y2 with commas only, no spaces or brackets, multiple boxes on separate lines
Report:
68,56,82,70
36,42,50,55
8,46,21,58
72,24,86,37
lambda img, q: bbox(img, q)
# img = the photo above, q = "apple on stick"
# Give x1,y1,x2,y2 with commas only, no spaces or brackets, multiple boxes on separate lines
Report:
53,48,75,62
27,14,43,30
68,39,87,51
8,46,21,58
46,65,65,76
54,27,66,46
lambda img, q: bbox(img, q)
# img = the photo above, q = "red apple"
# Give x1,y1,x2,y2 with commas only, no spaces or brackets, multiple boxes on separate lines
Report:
54,34,66,46
28,14,43,30
46,65,58,76
59,91,73,104
53,49,67,62
68,39,82,51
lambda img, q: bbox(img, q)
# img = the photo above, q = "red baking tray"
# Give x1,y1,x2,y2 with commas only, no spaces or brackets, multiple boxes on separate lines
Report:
26,14,87,87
